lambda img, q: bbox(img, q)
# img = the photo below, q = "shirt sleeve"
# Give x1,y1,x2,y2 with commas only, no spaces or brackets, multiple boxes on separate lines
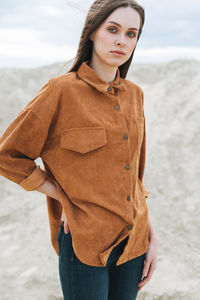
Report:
138,88,150,199
0,78,60,191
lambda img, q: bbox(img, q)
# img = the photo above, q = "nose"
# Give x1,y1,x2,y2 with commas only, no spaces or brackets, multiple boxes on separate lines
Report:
115,33,126,46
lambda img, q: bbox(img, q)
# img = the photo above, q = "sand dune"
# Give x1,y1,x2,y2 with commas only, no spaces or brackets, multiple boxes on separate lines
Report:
0,59,199,299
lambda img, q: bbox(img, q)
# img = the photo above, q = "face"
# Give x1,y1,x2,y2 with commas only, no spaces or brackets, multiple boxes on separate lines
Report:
90,6,141,68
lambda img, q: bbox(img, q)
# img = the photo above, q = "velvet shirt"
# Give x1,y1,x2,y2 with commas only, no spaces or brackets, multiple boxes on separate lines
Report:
0,60,150,267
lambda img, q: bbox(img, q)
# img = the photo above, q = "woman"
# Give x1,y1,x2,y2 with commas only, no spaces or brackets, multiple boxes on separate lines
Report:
0,0,157,299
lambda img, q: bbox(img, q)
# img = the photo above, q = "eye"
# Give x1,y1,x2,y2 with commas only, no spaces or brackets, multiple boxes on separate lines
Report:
108,27,136,38
128,32,136,38
108,26,117,33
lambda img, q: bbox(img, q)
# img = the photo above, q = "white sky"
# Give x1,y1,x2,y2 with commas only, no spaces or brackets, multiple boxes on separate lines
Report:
0,0,199,68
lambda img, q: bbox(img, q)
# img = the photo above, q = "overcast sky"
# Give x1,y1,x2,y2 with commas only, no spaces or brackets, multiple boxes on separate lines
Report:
0,0,199,68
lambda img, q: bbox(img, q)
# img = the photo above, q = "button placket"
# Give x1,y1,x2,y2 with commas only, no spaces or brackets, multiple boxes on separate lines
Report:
127,195,131,201
106,86,117,96
125,164,130,170
111,93,133,228
115,104,132,211
114,101,131,175
114,104,120,110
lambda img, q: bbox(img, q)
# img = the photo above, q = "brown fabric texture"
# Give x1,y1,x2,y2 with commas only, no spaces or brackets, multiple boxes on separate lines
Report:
0,60,150,267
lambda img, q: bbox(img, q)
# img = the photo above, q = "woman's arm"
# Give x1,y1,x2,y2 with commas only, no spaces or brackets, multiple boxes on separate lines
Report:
138,216,158,290
138,88,150,199
36,179,60,200
37,179,70,233
0,78,61,192
148,216,157,242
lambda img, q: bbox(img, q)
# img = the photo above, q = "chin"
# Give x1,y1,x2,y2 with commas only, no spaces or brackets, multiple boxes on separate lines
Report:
104,59,122,68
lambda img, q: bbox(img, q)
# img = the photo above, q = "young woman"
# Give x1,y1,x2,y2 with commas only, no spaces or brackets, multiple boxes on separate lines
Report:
0,0,157,299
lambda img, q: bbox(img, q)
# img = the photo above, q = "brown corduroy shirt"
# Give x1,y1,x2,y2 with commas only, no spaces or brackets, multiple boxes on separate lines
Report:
0,60,150,267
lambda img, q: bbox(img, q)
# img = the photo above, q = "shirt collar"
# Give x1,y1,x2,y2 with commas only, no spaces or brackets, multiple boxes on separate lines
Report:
77,60,127,93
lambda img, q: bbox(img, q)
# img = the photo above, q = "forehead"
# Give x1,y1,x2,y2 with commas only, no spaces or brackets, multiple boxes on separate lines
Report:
104,6,141,29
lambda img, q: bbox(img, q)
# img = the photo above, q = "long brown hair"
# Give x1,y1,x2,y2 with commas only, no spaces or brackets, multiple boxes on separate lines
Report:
61,0,145,78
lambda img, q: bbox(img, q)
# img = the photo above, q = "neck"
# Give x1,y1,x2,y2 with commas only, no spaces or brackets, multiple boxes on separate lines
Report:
89,57,118,84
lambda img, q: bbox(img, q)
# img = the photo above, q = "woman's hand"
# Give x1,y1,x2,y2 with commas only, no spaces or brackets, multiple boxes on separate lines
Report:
36,179,70,235
61,210,70,234
138,218,158,290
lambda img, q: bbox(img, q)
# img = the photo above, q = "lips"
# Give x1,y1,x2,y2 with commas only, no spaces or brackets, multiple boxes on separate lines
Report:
111,50,125,55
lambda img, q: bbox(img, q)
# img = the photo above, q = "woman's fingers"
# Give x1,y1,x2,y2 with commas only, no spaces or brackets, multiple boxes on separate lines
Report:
64,221,70,234
138,258,156,289
62,210,70,234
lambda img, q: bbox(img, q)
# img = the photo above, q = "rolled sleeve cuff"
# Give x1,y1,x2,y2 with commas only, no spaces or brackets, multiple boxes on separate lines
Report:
19,165,47,191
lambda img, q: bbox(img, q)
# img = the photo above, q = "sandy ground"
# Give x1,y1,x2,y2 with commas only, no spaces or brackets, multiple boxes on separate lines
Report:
0,59,199,299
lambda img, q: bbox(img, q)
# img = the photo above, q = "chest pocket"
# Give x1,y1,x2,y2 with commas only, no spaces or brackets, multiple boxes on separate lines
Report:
135,117,144,152
60,126,108,154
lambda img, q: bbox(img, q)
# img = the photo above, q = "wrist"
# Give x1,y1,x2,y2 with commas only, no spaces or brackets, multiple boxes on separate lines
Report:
149,231,157,242
36,179,60,202
148,218,157,242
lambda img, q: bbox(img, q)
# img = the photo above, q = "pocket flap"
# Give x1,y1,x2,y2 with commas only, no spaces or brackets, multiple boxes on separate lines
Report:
60,126,108,154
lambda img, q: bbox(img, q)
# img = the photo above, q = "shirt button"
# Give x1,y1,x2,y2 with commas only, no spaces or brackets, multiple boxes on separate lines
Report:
114,105,120,110
123,134,128,140
127,195,131,201
127,224,133,230
107,86,112,92
125,165,130,170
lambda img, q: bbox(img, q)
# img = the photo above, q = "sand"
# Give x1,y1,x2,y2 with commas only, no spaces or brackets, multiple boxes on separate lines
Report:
0,59,199,299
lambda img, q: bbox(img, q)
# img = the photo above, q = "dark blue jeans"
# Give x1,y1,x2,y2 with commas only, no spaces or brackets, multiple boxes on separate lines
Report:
58,224,146,300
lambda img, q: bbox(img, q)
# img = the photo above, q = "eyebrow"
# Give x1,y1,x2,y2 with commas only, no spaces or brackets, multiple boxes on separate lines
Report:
107,21,139,31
